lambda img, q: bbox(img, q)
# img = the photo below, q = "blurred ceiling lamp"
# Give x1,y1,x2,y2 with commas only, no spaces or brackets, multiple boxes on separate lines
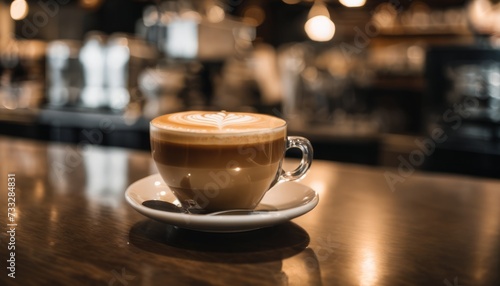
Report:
283,0,301,4
243,5,265,26
10,0,28,21
142,5,159,27
304,1,335,42
339,0,366,8
179,1,201,22
79,0,103,10
467,0,500,35
207,4,225,23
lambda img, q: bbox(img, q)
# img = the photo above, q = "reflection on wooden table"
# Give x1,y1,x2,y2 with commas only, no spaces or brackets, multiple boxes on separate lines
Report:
0,136,498,285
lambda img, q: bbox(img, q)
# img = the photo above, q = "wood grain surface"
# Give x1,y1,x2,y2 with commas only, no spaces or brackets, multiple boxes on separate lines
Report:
0,136,498,285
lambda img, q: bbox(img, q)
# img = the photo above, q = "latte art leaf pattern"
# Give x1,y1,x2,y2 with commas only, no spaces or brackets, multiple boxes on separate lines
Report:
175,112,260,129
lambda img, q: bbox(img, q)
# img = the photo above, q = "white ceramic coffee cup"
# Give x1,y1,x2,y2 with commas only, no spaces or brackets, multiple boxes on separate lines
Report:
150,111,313,211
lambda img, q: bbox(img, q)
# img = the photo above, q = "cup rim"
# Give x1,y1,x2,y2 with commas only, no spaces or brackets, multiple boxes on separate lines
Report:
150,111,287,136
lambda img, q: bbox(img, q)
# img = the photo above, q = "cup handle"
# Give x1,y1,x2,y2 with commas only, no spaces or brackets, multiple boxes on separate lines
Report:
279,136,313,182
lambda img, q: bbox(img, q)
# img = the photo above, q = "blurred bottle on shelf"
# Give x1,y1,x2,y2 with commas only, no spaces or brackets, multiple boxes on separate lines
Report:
1,39,45,110
46,40,82,107
79,33,107,108
46,32,158,111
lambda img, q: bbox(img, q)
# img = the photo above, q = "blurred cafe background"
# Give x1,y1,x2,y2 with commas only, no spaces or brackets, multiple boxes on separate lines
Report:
1,0,500,177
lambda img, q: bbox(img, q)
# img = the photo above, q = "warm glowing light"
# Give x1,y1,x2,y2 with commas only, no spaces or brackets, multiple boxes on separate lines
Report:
10,0,28,20
339,0,366,8
283,0,301,4
243,5,265,26
80,0,102,10
407,45,424,62
360,248,378,286
50,207,59,223
305,1,335,42
34,180,45,201
180,10,201,22
143,5,159,27
207,5,225,23
305,15,335,42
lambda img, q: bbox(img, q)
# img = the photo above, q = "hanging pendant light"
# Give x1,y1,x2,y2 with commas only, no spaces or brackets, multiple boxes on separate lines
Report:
339,0,366,8
304,0,335,42
10,0,29,20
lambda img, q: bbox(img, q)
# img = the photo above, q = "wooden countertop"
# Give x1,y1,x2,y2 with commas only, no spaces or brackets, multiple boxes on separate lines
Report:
0,136,499,285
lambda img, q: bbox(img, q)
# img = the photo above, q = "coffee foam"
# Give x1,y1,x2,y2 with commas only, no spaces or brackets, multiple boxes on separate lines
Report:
151,111,286,145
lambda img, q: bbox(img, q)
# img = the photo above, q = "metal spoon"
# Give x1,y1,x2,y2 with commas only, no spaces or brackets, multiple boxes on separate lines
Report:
141,200,270,216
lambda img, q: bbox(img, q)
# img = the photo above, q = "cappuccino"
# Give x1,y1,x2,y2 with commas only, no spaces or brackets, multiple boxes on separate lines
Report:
151,111,287,211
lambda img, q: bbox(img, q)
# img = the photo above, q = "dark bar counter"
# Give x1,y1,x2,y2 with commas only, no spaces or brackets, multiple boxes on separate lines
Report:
0,135,498,285
0,107,381,165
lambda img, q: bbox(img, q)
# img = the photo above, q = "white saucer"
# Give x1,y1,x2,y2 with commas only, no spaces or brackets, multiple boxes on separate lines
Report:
125,174,319,232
